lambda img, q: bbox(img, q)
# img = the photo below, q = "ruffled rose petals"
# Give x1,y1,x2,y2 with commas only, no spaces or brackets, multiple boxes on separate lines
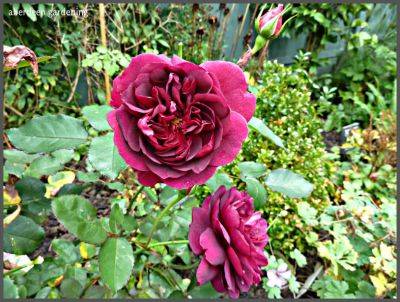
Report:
108,55,256,189
189,186,269,298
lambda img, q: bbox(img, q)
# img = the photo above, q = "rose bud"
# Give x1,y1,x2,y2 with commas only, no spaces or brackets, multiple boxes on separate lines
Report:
189,186,269,298
256,4,284,39
108,55,256,189
250,4,294,56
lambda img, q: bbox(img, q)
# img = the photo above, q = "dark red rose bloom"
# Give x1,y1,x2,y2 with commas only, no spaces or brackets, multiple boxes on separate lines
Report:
189,186,269,298
108,54,256,189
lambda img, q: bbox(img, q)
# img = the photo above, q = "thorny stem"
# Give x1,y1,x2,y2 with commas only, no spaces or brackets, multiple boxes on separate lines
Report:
145,191,185,247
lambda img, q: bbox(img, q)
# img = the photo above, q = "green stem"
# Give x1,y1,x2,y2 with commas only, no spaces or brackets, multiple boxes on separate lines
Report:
148,239,189,248
127,185,144,213
169,261,199,270
4,263,32,276
145,192,184,247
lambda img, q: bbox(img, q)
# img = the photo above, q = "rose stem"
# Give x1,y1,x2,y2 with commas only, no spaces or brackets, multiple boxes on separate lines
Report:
148,239,189,248
127,185,144,213
145,191,185,247
99,3,111,103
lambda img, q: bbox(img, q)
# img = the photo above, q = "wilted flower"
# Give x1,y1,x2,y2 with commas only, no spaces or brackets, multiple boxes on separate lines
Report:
3,45,38,75
108,55,255,189
189,186,268,298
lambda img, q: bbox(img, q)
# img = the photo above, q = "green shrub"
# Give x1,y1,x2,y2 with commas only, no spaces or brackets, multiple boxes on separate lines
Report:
234,61,335,254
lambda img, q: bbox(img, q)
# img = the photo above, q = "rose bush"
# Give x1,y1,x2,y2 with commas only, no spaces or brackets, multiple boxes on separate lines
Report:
108,54,256,189
189,186,269,298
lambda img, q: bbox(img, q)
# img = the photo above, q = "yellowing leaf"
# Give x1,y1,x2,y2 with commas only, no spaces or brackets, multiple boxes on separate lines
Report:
4,205,21,227
370,273,395,297
4,186,21,206
45,171,75,198
380,243,394,261
79,242,89,259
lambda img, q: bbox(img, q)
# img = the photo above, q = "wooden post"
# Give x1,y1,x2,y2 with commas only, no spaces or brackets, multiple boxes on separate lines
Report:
99,3,111,103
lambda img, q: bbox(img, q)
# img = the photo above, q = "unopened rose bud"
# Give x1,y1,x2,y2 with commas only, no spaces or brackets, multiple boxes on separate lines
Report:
256,4,284,40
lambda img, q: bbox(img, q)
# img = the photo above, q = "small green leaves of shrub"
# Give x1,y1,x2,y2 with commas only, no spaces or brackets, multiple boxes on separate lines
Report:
52,195,107,244
7,114,88,153
248,117,284,148
99,237,134,292
206,172,232,192
289,249,307,267
265,169,313,198
297,202,318,226
82,105,112,131
4,216,45,254
238,161,267,178
88,133,127,179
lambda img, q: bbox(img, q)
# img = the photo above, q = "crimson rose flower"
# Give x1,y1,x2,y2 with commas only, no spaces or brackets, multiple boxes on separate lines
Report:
108,54,256,189
189,186,268,298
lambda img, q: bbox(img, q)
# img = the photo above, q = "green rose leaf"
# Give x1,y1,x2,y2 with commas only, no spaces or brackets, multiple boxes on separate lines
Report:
7,114,88,153
15,177,46,204
99,237,134,292
4,276,19,298
109,204,124,234
88,133,127,179
206,172,232,192
265,169,313,198
82,104,112,131
52,195,107,244
4,216,45,254
4,149,40,163
238,161,267,179
248,117,284,148
24,149,74,178
60,278,84,299
51,239,80,264
244,177,267,209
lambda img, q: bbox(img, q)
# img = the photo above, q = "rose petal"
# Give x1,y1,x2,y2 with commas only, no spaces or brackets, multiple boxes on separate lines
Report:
210,111,248,166
136,170,160,186
227,246,244,277
211,272,226,293
196,258,219,285
201,60,255,121
107,110,148,171
189,207,210,255
115,108,140,152
111,54,169,107
199,228,226,266
164,166,217,189
231,229,251,255
224,260,239,298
